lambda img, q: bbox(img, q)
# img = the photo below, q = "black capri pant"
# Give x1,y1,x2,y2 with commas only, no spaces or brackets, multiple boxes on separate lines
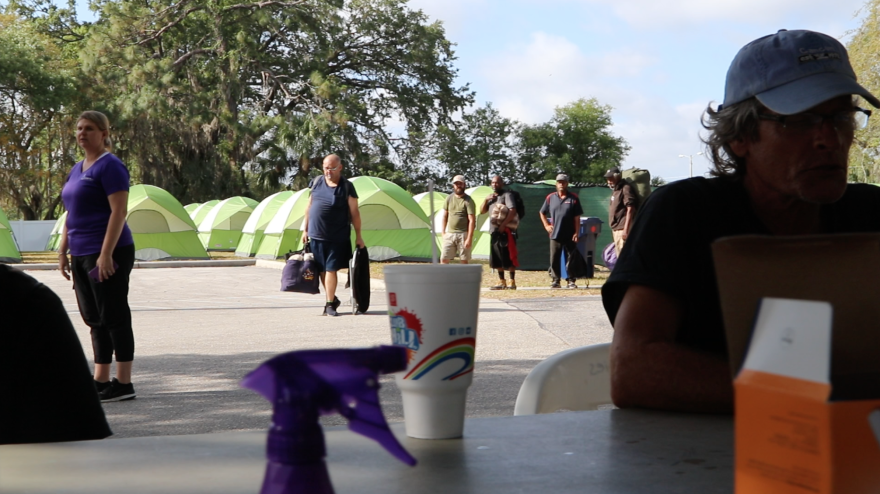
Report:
71,244,136,364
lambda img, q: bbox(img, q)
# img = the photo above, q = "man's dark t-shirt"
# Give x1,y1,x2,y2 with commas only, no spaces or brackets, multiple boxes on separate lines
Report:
0,265,112,444
308,176,358,243
539,192,584,241
602,177,880,356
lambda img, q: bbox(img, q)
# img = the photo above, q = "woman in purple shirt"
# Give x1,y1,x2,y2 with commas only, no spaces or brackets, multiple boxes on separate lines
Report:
58,111,137,403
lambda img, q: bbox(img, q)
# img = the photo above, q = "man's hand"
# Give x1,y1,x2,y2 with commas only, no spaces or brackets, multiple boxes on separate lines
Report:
356,235,365,249
300,231,308,246
544,224,553,234
622,231,628,240
464,237,473,250
572,232,579,242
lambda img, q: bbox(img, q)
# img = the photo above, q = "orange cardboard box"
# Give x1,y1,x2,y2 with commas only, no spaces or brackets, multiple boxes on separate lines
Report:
713,234,880,494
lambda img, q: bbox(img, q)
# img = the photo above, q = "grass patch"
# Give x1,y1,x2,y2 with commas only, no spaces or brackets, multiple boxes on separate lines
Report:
369,259,608,295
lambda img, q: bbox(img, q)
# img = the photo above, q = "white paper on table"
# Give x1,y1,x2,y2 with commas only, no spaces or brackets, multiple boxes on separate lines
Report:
742,298,832,384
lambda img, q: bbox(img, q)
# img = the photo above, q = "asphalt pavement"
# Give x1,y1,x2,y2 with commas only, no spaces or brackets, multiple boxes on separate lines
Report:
26,264,614,439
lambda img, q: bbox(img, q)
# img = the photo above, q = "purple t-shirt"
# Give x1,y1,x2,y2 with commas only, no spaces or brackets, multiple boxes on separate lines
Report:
61,153,134,256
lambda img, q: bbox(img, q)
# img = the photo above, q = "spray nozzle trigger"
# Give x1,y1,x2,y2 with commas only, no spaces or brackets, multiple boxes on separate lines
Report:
241,346,416,494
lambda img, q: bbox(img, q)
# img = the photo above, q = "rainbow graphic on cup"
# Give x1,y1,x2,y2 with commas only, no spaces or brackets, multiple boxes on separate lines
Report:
390,306,475,381
403,338,476,381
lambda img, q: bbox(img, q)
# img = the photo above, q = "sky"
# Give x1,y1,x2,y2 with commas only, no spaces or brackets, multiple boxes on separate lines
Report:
74,0,871,182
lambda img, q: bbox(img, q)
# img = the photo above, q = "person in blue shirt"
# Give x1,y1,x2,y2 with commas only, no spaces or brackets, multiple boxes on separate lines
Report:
301,154,365,316
539,174,583,289
58,111,137,403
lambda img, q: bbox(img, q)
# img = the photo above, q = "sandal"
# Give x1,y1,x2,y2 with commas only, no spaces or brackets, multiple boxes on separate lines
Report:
490,283,507,290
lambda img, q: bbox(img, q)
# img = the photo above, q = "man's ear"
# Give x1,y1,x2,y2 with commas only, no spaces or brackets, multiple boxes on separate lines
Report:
728,137,749,159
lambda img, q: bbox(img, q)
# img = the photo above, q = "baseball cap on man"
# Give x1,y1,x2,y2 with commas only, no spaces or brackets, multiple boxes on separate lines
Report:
452,175,466,185
722,29,880,115
555,173,569,182
603,167,621,178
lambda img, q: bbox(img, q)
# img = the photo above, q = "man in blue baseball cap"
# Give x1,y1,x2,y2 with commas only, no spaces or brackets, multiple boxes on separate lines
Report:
602,30,880,413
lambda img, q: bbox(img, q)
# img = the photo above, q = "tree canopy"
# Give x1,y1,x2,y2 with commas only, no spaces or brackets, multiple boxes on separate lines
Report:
519,98,630,184
847,0,880,182
0,0,636,220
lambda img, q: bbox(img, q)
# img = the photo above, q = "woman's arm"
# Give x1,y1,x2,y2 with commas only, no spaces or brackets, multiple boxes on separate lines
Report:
58,222,71,280
95,190,128,281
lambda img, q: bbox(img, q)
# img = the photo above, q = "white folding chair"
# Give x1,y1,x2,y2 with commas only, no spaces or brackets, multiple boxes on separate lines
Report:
513,343,612,415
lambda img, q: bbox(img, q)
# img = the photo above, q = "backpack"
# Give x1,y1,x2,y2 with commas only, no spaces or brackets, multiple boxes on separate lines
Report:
621,168,652,209
509,190,525,220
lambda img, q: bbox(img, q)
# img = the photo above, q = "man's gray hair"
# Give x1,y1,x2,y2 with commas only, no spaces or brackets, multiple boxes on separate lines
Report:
700,98,763,179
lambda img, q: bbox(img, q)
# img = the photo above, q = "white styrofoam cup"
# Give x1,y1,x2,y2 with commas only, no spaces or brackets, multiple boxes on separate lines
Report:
384,264,482,439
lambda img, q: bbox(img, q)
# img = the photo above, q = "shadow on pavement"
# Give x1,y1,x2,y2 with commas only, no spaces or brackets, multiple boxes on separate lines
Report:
102,353,542,439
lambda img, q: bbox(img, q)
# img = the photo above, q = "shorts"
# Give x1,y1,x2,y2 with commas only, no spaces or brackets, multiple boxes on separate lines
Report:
441,232,471,261
489,231,516,269
309,238,352,272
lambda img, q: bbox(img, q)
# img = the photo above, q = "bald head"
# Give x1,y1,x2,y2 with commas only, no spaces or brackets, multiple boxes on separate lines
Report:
323,154,343,182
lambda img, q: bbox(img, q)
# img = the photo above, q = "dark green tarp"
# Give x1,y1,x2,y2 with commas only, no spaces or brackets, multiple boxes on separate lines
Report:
508,184,614,271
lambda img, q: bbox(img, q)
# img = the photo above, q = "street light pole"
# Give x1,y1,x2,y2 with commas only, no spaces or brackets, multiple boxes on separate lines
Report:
678,152,703,178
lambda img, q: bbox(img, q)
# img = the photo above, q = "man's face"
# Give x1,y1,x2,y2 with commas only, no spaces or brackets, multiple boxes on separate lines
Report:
323,157,342,181
491,176,504,193
453,181,466,194
732,95,855,205
606,176,619,188
556,180,568,194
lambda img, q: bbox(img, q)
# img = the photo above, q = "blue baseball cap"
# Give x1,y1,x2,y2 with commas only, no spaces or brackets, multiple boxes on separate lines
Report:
722,29,880,115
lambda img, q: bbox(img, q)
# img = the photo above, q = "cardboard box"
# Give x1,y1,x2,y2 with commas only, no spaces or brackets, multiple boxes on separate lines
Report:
712,234,880,494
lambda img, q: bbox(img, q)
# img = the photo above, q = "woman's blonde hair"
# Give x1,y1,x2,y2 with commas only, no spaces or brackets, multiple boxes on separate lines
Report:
77,111,113,149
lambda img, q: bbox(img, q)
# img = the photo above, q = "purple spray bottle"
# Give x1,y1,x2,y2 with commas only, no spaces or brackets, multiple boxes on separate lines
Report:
241,345,417,494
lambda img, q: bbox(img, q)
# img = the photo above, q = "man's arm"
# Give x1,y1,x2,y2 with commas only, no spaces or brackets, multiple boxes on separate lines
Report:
622,206,634,239
465,214,475,249
572,213,579,242
300,196,312,245
611,284,733,413
497,193,515,231
348,196,364,248
540,211,552,234
498,208,515,232
480,194,496,214
441,209,448,235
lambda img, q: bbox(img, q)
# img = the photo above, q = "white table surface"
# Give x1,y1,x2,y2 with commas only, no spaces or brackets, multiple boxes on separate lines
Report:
0,409,733,494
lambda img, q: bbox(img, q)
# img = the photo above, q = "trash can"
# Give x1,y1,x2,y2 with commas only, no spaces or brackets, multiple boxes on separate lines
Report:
576,217,603,278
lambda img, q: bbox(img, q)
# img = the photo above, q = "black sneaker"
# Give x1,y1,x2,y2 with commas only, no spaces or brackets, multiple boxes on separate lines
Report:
94,380,111,394
100,378,136,402
550,281,561,289
567,281,578,289
331,296,341,311
325,304,339,317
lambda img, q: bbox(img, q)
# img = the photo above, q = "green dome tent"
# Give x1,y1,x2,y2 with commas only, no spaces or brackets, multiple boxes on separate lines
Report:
351,176,432,261
413,191,447,250
465,185,493,260
189,200,219,226
45,211,68,251
254,189,311,259
183,203,201,214
0,207,22,263
235,191,294,257
197,196,259,251
127,184,209,260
